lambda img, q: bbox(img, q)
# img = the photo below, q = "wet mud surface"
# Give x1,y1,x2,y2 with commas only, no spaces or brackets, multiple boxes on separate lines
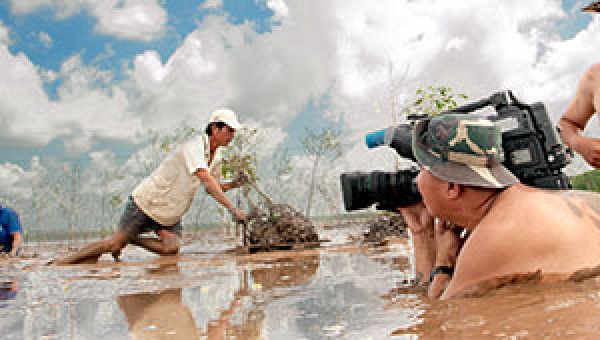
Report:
3,225,600,339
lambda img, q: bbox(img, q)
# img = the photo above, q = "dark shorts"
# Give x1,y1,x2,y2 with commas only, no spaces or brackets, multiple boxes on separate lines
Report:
1,243,18,255
118,197,182,239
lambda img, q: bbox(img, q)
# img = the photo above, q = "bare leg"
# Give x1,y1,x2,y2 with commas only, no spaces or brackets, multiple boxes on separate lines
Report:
130,229,180,256
52,231,129,265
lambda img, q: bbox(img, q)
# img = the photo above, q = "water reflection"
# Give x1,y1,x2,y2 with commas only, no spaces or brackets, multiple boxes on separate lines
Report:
224,252,321,339
115,263,194,339
244,251,320,290
5,236,420,339
116,252,321,339
118,288,199,339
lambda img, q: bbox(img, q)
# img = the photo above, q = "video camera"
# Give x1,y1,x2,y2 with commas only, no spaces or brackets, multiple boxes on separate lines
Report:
341,90,572,211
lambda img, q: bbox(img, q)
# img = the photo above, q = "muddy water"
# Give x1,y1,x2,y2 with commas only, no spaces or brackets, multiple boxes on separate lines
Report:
3,226,600,339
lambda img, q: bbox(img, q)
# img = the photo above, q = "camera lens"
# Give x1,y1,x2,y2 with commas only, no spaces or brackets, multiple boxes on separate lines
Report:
340,168,421,211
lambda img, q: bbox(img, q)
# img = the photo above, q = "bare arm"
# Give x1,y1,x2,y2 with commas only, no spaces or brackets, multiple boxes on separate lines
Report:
429,221,463,299
398,203,435,285
9,232,21,257
560,64,600,167
398,203,464,298
194,168,246,221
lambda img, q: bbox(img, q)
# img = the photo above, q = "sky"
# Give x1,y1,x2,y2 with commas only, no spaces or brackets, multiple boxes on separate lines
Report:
2,0,600,201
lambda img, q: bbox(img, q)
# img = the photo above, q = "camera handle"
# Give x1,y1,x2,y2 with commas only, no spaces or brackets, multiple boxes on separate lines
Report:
446,91,519,114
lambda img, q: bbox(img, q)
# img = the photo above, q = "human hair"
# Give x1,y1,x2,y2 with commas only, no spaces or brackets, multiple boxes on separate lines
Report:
205,121,227,136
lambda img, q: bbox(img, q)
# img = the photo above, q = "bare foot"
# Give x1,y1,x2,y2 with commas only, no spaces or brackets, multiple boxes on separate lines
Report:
48,254,102,266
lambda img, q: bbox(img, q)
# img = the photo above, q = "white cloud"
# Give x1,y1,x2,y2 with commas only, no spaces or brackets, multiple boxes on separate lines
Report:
0,48,143,150
0,162,35,200
8,0,58,15
267,0,289,19
38,31,52,48
121,11,338,132
92,0,167,41
9,0,167,41
4,0,600,177
0,20,11,46
200,0,222,10
332,0,564,103
0,46,58,146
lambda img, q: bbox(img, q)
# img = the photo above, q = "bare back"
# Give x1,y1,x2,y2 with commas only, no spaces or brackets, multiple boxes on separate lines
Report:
442,185,600,298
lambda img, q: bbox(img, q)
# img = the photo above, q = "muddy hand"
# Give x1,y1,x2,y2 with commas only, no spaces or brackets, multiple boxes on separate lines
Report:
434,220,463,267
232,171,250,188
230,207,247,223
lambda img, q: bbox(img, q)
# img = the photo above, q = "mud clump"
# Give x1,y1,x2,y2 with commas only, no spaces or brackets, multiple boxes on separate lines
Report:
362,214,408,243
245,204,320,253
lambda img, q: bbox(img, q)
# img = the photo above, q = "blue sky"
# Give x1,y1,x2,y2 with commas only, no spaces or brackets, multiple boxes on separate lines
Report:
0,0,284,165
0,0,599,178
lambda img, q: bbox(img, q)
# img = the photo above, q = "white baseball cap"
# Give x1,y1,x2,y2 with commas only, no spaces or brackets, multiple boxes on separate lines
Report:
209,108,243,130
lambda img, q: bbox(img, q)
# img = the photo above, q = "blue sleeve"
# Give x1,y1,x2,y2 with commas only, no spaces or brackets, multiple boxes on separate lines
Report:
6,209,22,234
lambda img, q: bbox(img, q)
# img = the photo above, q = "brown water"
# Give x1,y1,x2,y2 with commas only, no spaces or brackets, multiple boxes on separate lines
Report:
3,226,600,339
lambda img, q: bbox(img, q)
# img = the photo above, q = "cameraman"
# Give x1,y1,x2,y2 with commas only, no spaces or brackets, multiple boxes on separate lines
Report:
411,113,600,299
559,64,600,167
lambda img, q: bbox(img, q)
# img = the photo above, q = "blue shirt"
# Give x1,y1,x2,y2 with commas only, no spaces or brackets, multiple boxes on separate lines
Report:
0,206,22,253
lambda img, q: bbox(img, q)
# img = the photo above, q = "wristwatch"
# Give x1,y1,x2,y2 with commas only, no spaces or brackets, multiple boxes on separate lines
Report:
429,265,454,283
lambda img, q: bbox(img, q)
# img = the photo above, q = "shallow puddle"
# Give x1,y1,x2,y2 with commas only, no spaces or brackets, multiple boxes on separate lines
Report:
3,226,600,339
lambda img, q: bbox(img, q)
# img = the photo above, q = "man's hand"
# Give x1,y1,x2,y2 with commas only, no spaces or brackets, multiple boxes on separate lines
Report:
572,136,600,168
434,220,463,266
9,233,21,258
398,203,436,285
230,207,247,223
231,172,250,188
428,220,464,299
398,203,434,235
157,229,180,253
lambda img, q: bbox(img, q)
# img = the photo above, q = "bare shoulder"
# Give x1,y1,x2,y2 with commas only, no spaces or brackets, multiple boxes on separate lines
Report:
586,63,600,76
500,187,599,225
578,63,600,90
442,187,564,298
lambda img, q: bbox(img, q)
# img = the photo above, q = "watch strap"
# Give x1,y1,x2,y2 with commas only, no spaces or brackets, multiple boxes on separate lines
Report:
429,265,454,283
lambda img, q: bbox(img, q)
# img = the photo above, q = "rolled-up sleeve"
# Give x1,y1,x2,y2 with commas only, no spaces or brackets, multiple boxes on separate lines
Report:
182,136,209,174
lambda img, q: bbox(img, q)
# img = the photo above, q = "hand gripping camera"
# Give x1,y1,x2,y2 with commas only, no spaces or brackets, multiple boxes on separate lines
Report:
341,90,572,211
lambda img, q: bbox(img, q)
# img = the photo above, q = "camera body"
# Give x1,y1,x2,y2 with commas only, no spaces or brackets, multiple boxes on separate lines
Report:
340,91,572,212
456,91,571,189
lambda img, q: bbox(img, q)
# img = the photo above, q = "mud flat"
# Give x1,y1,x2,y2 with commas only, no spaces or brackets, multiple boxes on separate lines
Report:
4,225,600,339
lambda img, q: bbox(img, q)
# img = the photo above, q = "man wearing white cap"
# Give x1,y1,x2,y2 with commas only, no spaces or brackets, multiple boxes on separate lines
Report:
53,109,248,265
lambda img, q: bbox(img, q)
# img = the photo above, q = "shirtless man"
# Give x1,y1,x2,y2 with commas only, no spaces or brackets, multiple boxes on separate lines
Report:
559,64,600,167
411,113,600,299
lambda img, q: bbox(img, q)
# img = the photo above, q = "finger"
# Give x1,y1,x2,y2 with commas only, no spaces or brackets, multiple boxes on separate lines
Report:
435,219,453,234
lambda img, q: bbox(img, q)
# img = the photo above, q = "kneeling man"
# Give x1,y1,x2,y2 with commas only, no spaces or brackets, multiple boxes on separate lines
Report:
53,109,247,265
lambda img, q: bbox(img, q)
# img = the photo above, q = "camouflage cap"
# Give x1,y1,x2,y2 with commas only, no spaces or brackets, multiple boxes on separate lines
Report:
412,114,519,188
